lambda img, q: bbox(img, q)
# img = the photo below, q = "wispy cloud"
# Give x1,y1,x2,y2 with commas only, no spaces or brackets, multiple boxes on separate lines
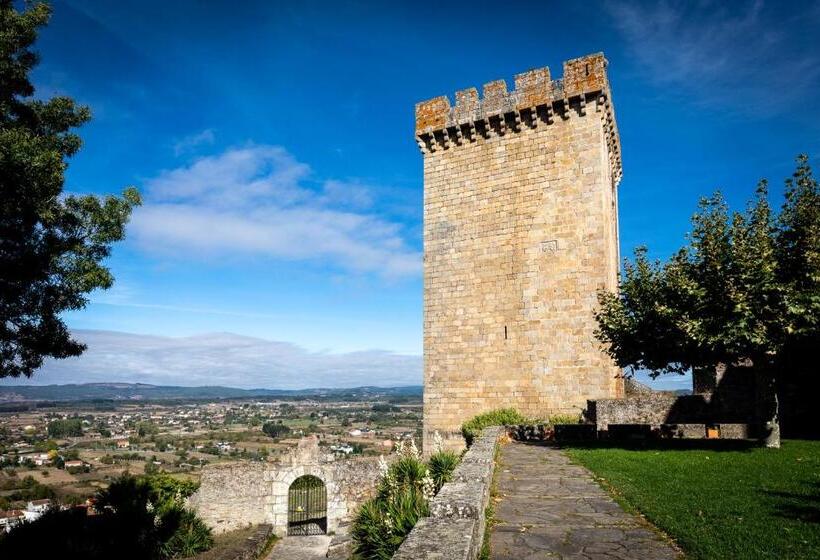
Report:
129,145,421,277
607,0,820,113
7,330,421,389
173,129,216,156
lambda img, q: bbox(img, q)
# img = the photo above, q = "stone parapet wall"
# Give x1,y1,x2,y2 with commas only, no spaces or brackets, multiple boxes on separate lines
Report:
590,391,759,434
589,393,680,431
393,427,504,560
188,437,381,537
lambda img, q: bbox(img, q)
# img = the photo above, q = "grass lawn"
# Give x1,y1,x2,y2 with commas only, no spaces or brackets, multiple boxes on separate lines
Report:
564,440,820,559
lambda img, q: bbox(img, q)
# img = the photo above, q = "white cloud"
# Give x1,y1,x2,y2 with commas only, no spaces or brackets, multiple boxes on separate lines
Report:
607,0,820,113
173,129,216,156
12,330,421,389
129,145,421,277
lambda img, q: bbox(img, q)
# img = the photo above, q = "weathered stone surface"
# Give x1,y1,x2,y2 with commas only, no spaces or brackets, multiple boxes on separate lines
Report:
554,423,597,441
188,437,380,537
266,535,330,560
489,442,682,560
418,53,624,455
393,427,503,560
325,531,353,560
393,517,476,560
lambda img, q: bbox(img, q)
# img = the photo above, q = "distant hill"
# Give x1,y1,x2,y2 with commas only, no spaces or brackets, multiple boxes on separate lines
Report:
0,382,423,403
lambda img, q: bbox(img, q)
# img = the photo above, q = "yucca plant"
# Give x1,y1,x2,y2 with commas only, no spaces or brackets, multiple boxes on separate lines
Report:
352,439,443,559
428,451,459,492
159,508,213,559
353,479,429,559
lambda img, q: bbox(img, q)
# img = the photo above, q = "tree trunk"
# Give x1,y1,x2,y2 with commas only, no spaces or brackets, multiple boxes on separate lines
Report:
761,374,781,448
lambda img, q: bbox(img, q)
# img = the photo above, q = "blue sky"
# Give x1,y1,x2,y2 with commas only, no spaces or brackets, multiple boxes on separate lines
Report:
10,0,820,389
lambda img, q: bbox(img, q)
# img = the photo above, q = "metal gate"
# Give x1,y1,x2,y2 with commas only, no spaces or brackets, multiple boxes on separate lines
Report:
287,475,327,536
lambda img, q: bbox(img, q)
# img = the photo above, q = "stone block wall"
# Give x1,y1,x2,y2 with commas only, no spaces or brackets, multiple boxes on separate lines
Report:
393,427,504,560
418,53,624,454
188,437,381,537
589,393,681,431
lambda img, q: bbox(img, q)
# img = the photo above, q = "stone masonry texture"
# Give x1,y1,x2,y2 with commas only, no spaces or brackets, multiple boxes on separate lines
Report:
188,437,380,537
417,53,624,454
393,427,504,560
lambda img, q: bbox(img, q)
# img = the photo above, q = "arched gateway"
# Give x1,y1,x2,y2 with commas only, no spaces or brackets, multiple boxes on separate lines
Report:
188,436,381,537
287,475,327,536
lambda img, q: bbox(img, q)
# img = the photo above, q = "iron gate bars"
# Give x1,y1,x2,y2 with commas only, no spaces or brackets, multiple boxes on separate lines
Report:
287,475,327,536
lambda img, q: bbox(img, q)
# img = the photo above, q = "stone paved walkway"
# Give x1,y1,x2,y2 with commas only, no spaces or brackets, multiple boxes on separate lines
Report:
490,442,681,560
267,535,331,560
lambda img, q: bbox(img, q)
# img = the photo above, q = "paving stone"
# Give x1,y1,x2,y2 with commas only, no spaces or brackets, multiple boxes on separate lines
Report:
489,442,682,559
266,535,331,560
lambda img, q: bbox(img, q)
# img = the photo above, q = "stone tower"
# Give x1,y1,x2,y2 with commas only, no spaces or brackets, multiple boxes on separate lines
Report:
417,53,624,453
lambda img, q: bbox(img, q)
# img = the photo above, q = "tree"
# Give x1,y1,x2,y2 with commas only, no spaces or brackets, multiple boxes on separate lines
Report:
0,1,141,378
595,156,820,448
1,473,211,559
262,421,290,439
47,417,82,438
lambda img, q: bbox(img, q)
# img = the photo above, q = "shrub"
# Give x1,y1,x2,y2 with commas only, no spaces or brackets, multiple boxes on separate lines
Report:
352,487,428,560
428,450,459,492
352,440,438,559
461,408,529,446
159,508,214,559
548,413,582,425
0,473,210,559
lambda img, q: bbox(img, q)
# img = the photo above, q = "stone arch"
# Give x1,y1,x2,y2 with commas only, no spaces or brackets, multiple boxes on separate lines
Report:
271,465,341,536
287,474,327,536
188,438,381,537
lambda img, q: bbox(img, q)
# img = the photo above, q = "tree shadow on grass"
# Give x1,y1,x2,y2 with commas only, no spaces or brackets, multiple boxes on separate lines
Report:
556,439,759,453
764,482,820,524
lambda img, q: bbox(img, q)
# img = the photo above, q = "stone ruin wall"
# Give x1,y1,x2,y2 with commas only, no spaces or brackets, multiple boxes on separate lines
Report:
188,437,381,537
588,365,761,438
418,53,624,453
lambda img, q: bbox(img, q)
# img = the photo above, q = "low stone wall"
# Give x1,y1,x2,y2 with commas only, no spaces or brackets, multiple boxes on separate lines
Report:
589,393,680,431
188,437,381,537
589,391,759,434
392,426,504,560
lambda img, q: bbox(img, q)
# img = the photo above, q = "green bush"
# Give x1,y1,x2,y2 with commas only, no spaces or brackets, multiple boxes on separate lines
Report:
428,451,459,492
0,473,210,559
352,441,441,559
159,508,214,559
547,413,582,425
352,486,428,560
461,408,529,446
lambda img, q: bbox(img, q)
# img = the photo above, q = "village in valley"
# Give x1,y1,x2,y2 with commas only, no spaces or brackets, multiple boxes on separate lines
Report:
0,389,421,532
1,1,819,559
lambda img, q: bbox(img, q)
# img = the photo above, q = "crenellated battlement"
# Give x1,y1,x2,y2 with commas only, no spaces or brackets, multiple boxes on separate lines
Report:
420,52,625,455
415,52,621,185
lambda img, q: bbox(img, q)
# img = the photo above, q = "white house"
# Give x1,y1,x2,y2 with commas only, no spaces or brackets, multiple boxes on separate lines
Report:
0,510,25,533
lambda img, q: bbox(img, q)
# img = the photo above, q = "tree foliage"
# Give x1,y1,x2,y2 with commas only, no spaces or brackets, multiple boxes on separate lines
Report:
47,417,82,438
351,441,437,560
0,1,141,378
0,473,210,559
596,155,819,376
262,421,290,439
